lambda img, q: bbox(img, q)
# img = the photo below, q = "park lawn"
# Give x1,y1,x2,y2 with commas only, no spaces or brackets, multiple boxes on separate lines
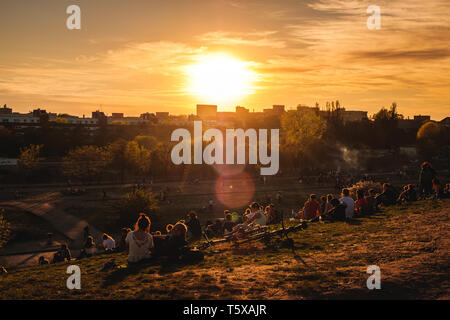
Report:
1,199,449,300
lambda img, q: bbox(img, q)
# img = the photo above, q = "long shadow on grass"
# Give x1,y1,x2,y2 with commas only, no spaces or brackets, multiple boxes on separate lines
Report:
345,219,362,225
102,258,200,288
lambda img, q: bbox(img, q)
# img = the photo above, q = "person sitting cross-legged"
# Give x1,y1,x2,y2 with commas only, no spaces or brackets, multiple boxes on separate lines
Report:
125,214,154,263
52,244,72,263
321,198,346,222
102,233,116,252
299,194,322,220
355,189,369,216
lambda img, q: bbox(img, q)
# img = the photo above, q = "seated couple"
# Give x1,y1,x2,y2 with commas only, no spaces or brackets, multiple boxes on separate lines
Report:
125,214,188,264
244,202,267,226
230,202,267,232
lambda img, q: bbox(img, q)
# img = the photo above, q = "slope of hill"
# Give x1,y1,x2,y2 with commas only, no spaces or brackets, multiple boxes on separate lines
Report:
1,199,449,300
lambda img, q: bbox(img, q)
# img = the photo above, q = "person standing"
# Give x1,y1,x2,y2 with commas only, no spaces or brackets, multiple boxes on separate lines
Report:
186,211,202,240
419,162,436,197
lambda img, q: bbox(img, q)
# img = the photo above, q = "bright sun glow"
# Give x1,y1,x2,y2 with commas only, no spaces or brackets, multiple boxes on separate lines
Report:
186,54,256,104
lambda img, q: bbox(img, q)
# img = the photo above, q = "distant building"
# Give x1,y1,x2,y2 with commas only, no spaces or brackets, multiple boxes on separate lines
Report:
236,106,250,115
155,112,170,120
0,112,40,126
92,110,107,126
140,112,157,122
413,115,431,122
272,105,285,114
32,108,49,123
342,110,368,122
0,105,12,115
440,117,450,127
111,113,124,119
196,104,217,120
398,115,432,131
296,105,367,122
297,105,319,115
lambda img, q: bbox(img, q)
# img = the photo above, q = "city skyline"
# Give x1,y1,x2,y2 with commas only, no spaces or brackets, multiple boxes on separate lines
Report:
1,0,449,120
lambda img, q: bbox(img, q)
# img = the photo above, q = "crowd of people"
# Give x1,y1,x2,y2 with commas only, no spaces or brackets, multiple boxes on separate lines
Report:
33,162,449,268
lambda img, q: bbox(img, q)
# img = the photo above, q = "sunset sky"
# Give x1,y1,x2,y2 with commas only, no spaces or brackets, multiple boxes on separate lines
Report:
0,0,449,120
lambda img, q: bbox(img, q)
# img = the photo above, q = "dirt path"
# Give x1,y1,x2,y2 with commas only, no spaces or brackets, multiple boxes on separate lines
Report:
0,192,103,249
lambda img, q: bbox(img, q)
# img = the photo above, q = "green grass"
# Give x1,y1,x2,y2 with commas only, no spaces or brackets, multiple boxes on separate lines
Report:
1,199,449,300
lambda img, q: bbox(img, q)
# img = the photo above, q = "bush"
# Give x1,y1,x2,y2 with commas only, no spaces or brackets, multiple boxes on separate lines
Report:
0,210,11,249
115,189,159,228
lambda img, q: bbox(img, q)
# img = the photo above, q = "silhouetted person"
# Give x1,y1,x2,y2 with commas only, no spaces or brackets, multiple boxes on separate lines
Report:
419,162,436,197
186,211,202,240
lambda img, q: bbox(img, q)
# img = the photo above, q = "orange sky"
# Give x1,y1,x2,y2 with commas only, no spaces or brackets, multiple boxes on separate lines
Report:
0,0,449,120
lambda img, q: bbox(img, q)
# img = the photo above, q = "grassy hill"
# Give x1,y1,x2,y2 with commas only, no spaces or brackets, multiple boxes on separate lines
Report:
1,199,449,300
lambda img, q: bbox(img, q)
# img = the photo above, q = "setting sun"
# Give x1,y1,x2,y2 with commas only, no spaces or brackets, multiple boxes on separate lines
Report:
186,54,256,104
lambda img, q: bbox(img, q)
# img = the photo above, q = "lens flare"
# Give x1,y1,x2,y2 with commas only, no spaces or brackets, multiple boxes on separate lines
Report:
215,171,255,208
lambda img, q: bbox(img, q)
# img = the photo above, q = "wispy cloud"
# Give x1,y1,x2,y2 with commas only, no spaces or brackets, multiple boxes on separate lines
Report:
199,31,286,48
1,0,449,119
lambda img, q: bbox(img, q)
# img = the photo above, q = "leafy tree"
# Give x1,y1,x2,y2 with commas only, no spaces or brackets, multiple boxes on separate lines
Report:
125,140,152,178
281,109,326,170
371,103,403,149
0,126,16,157
134,135,158,149
281,109,326,152
62,145,110,184
417,121,444,159
50,118,70,124
18,144,43,171
107,139,129,183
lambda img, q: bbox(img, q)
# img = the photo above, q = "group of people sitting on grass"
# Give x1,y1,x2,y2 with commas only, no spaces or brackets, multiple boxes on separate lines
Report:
35,161,449,267
296,163,450,223
299,188,378,222
198,203,280,240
